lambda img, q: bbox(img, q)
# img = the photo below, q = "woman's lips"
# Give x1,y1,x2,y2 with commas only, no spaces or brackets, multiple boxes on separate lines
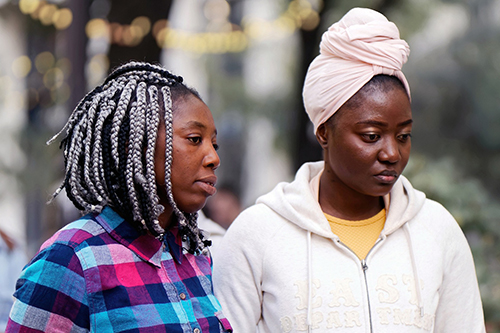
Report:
374,171,398,184
196,176,217,196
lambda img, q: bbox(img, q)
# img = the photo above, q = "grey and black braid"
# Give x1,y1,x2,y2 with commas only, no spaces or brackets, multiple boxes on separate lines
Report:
48,61,210,254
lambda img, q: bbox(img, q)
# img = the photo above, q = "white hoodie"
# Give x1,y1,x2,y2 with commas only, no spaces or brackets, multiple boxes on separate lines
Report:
213,162,485,333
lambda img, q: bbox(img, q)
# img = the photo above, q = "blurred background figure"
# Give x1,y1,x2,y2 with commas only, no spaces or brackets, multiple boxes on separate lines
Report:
0,229,26,332
203,184,242,230
197,211,227,257
199,184,241,256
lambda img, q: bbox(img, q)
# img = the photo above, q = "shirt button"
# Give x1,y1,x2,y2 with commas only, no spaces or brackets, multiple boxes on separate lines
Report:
193,329,200,333
179,292,187,300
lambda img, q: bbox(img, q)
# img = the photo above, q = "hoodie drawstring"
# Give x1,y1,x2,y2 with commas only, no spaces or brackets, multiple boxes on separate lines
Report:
403,223,424,317
306,230,312,332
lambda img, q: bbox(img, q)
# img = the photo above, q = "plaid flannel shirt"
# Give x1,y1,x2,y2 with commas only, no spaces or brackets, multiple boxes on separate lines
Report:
6,207,232,333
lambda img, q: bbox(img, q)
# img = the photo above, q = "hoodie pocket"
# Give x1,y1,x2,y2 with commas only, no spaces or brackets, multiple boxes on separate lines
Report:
215,311,233,332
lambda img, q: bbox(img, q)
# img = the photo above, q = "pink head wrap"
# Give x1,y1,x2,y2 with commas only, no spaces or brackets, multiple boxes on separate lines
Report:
302,7,411,133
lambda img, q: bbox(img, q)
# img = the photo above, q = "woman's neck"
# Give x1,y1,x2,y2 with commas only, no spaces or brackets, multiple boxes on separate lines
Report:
318,175,384,220
158,206,176,230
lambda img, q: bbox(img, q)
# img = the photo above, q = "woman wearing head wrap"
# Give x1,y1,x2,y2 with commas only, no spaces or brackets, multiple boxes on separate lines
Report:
6,62,232,332
213,8,485,332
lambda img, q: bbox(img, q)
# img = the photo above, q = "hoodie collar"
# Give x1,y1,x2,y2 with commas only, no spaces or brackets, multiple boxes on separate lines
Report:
382,175,426,235
257,161,334,238
257,161,426,237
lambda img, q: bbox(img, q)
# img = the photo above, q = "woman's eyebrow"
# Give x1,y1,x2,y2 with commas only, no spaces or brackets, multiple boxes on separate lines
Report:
398,119,413,126
181,121,218,135
355,119,413,127
356,120,387,127
182,121,206,129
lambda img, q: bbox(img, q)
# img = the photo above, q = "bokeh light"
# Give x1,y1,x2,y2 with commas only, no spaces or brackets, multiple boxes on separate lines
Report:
52,8,73,30
43,67,64,90
244,19,274,40
39,4,57,26
131,16,151,37
275,15,297,35
152,19,168,38
13,0,322,55
300,9,320,31
158,28,248,54
122,25,143,46
35,52,55,74
18,0,40,15
11,56,32,78
110,22,123,44
86,18,109,39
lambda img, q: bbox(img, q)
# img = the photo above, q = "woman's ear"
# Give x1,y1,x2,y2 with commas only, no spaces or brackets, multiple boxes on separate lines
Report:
316,123,329,149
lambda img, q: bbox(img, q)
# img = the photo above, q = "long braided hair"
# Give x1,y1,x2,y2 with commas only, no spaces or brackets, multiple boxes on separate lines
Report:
48,61,210,254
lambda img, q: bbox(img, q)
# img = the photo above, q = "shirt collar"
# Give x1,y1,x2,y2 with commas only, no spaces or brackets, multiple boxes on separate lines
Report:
94,207,184,267
162,227,183,264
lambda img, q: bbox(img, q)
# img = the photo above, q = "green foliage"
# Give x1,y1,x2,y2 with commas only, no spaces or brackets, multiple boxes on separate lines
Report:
392,1,500,326
405,153,500,327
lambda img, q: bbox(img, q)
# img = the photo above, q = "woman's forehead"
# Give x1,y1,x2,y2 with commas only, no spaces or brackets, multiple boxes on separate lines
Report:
335,88,412,124
173,97,215,130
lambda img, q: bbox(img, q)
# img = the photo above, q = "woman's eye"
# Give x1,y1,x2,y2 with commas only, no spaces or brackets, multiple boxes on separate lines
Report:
213,143,219,151
398,133,412,142
362,134,379,142
188,137,202,144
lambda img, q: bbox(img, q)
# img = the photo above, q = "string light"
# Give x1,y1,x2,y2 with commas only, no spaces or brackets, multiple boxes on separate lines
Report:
16,0,319,54
156,28,247,54
84,0,319,54
10,0,319,113
18,0,73,30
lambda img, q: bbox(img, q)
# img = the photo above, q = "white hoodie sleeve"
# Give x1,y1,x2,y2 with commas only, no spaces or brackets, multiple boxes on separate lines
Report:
213,205,271,332
429,202,486,332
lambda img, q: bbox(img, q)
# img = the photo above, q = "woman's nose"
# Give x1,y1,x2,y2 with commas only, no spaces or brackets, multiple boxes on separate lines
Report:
378,138,400,164
205,145,220,170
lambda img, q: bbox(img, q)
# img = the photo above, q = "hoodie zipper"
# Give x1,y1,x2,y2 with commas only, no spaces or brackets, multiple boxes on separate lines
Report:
361,259,373,333
335,238,383,333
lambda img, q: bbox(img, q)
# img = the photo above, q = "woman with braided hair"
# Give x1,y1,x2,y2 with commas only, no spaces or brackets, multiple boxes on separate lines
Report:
7,62,232,332
213,8,485,332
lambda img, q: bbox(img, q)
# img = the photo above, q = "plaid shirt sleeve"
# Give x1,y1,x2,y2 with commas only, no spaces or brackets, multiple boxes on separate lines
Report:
7,242,90,332
7,209,232,333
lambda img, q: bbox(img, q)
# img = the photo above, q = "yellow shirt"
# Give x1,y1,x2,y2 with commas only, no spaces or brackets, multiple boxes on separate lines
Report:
325,209,386,260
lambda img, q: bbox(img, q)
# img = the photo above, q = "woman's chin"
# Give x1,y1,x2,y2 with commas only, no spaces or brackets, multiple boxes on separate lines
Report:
179,201,207,215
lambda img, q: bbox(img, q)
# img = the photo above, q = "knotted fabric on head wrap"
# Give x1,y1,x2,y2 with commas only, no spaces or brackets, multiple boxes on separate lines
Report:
303,7,411,133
